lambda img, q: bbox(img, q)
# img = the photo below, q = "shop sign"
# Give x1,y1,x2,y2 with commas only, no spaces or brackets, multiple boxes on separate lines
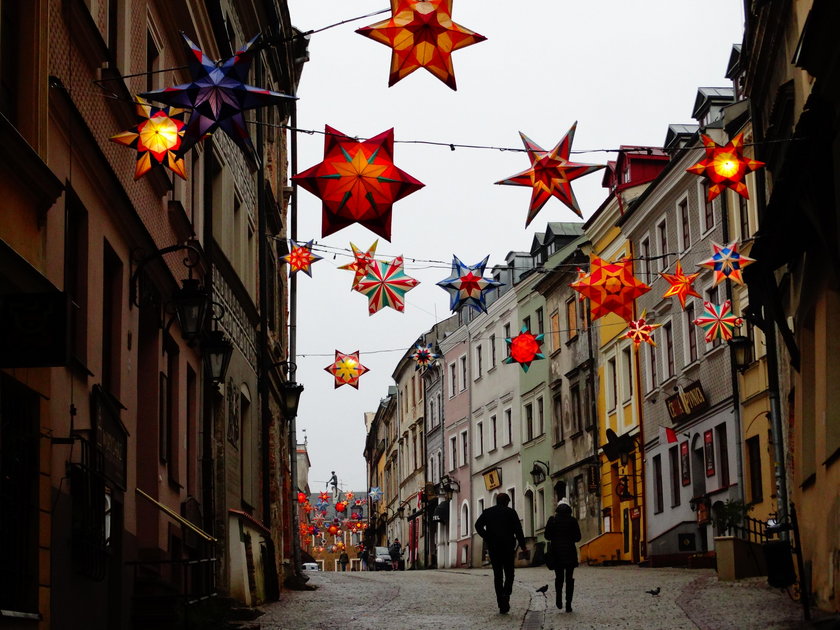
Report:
483,468,501,491
665,381,708,422
92,385,127,489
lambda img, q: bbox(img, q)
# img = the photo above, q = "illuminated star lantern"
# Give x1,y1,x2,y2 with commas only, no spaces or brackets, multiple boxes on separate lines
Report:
297,491,308,504
356,0,487,90
686,133,765,201
504,327,545,372
355,256,420,314
345,492,355,502
283,240,323,276
318,492,330,503
313,515,325,529
660,260,702,309
339,241,379,291
335,501,348,513
110,98,187,180
140,34,295,157
571,257,651,322
437,255,503,314
624,311,663,349
698,241,756,286
369,487,383,502
324,350,369,389
693,300,743,342
293,126,424,241
496,124,605,226
410,343,439,369
327,525,340,536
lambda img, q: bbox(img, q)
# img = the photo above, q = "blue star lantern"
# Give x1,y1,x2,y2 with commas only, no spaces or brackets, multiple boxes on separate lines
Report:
368,487,383,502
436,255,503,314
141,33,296,158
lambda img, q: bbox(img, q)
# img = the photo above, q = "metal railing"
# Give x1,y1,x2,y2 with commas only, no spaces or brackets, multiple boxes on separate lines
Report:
129,556,217,628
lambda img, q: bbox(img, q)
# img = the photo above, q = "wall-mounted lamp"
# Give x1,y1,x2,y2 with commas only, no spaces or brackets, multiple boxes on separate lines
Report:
530,460,550,485
728,335,753,372
201,330,233,382
440,474,461,501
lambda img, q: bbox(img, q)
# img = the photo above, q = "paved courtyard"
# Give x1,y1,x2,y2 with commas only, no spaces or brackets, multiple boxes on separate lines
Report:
255,565,817,630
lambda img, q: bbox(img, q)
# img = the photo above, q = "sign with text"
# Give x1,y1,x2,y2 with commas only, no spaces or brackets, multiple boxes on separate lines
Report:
665,381,709,422
91,385,127,490
680,441,691,486
704,430,715,477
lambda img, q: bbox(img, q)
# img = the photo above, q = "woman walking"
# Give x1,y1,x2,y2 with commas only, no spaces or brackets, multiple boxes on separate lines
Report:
544,500,581,612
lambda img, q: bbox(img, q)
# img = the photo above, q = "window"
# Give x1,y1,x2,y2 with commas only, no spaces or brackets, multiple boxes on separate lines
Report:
524,403,534,442
648,343,658,389
0,0,21,121
664,322,675,379
702,183,715,232
102,242,123,397
476,422,483,456
566,298,578,340
739,195,750,240
449,436,457,471
475,345,483,379
746,436,763,503
570,384,582,434
536,307,544,335
669,446,681,507
706,286,721,348
653,455,664,514
504,409,512,446
523,316,531,332
656,220,668,272
490,334,497,366
553,393,563,443
460,430,468,466
686,303,698,363
550,311,561,352
490,415,497,450
146,27,160,92
621,347,633,401
537,397,544,436
537,489,545,530
641,238,651,281
461,503,470,537
437,451,443,482
65,192,89,364
716,424,730,488
678,197,690,251
449,363,457,397
607,358,617,410
459,356,467,390
240,386,253,506
503,324,511,356
477,498,484,517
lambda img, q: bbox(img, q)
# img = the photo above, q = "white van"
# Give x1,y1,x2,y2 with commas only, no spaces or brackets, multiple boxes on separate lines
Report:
302,562,320,571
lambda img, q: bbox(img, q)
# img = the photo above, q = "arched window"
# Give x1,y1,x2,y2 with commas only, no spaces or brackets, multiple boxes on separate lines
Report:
460,502,470,538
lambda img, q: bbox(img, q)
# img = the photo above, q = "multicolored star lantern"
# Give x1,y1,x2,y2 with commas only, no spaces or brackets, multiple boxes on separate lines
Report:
660,260,701,309
140,33,295,158
504,327,545,372
324,350,369,389
624,311,662,349
686,133,765,201
496,124,605,226
109,98,187,180
282,240,323,276
293,126,424,241
338,241,379,290
437,255,503,313
410,343,440,368
693,300,743,342
369,487,383,502
355,256,420,314
570,257,651,322
698,241,756,286
356,0,487,90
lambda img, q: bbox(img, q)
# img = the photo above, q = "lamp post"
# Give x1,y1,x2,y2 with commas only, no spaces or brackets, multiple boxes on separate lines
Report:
277,363,305,587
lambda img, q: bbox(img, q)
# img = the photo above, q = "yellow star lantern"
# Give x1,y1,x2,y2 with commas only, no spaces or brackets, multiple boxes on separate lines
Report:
324,350,369,389
686,133,764,201
110,98,187,180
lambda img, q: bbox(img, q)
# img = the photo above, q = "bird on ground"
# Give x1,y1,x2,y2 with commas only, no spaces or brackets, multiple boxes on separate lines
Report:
646,587,661,596
536,585,549,594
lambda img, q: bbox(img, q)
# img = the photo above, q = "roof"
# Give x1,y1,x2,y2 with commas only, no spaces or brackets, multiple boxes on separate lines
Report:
692,86,735,120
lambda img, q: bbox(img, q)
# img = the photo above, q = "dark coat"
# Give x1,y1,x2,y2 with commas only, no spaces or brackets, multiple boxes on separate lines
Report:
474,504,526,553
544,507,581,568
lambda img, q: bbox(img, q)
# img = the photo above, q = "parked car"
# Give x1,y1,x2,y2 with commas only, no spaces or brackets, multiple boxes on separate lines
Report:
372,546,392,571
302,562,320,571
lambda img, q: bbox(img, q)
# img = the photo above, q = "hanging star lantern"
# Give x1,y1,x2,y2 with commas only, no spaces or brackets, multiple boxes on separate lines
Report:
504,327,545,372
576,268,588,302
110,98,187,180
686,133,765,200
624,311,663,349
293,126,424,240
283,240,323,276
496,124,605,226
437,255,503,313
369,487,383,502
355,256,420,314
140,33,295,157
660,260,702,309
698,241,756,286
410,343,439,369
354,498,364,506
324,350,369,389
571,257,651,322
296,491,308,504
313,515,325,529
339,241,379,291
318,492,330,503
693,300,743,342
344,492,355,502
356,0,487,90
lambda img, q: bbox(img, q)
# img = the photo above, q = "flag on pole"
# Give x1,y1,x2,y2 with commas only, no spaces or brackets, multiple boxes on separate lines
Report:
659,425,678,444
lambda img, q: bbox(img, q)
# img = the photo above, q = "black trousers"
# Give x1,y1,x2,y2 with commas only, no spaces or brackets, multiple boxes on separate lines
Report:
554,566,574,597
488,547,515,604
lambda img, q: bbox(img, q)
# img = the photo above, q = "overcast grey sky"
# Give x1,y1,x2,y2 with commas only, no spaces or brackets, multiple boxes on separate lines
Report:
285,0,745,493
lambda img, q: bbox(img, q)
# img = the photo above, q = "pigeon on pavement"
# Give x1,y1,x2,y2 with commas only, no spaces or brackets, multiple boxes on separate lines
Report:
536,585,549,594
646,587,661,596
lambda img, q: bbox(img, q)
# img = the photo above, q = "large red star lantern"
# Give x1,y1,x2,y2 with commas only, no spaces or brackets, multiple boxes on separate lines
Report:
698,241,756,286
356,0,486,90
624,311,662,349
686,133,764,201
355,256,420,314
693,300,743,342
324,350,369,389
110,98,187,180
339,241,379,290
660,260,701,309
504,327,545,372
571,257,651,322
496,124,605,226
293,127,424,241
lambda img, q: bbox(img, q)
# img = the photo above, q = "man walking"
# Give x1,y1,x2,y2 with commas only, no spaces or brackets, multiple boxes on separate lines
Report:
474,493,527,614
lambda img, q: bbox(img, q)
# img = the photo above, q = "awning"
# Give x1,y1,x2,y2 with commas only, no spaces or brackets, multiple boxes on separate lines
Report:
136,488,217,542
432,500,450,524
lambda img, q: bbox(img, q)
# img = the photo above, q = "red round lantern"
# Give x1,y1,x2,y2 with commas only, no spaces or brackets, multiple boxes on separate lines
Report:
297,491,308,504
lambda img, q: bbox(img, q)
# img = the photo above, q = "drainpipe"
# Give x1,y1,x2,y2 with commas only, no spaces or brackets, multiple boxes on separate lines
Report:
585,298,602,537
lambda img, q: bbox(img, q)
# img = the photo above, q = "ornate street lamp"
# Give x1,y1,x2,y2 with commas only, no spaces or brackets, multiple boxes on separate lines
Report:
201,329,233,382
171,278,210,340
279,378,305,419
530,460,550,485
728,335,752,372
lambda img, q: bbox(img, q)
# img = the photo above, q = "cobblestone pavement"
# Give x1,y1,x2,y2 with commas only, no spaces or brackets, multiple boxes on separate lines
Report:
256,565,820,630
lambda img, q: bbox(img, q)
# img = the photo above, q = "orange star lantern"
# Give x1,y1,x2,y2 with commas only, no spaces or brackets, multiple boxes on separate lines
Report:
110,98,187,180
571,257,651,322
686,133,764,201
624,311,662,349
297,491,308,504
324,350,369,389
660,261,701,309
293,127,424,241
356,0,487,90
339,241,379,291
318,492,330,503
283,240,323,276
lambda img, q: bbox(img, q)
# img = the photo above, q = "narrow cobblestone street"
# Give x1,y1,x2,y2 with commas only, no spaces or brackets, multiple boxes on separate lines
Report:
257,566,813,630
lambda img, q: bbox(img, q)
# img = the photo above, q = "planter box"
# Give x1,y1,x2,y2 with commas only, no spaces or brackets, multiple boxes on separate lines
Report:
714,536,767,581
